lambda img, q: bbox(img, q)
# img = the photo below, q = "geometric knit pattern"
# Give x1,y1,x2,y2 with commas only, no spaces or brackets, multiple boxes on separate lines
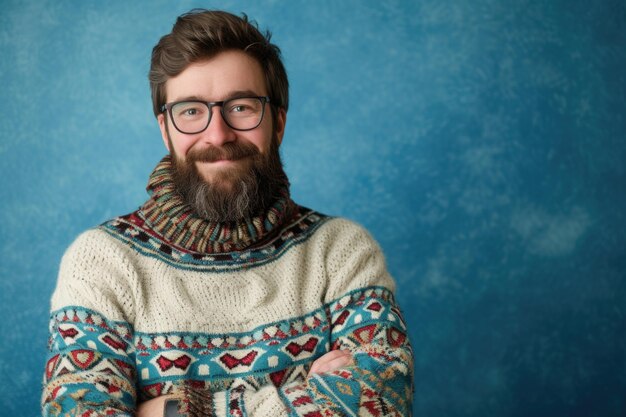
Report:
44,287,412,417
42,157,414,417
100,206,329,272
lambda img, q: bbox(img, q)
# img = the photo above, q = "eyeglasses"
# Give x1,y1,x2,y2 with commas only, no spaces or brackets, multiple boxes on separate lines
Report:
160,96,270,134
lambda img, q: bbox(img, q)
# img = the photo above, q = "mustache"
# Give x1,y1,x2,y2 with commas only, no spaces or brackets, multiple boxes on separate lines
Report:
187,142,259,163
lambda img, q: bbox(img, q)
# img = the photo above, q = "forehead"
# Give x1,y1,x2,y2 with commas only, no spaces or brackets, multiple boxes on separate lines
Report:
165,50,267,102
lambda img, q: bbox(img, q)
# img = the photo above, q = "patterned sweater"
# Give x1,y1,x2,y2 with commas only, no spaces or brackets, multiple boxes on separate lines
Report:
42,157,414,417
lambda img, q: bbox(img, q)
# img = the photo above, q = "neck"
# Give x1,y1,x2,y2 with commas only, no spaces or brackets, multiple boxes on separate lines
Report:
139,155,294,253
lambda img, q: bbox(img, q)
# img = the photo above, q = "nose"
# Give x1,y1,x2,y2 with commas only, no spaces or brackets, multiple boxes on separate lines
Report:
200,106,237,147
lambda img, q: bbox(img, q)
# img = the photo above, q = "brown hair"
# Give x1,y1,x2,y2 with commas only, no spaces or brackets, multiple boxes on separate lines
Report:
149,9,289,118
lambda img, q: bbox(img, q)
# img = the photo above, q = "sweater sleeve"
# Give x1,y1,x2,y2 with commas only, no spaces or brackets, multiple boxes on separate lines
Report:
42,231,138,417
177,220,414,417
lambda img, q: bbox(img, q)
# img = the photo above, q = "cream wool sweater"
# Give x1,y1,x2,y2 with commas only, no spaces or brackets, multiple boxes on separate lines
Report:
42,157,413,417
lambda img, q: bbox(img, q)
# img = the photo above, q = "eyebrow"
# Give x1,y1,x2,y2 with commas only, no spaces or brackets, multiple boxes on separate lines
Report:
171,90,263,103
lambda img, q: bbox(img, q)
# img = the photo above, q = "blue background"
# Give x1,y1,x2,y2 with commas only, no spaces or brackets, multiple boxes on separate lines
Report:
1,1,625,415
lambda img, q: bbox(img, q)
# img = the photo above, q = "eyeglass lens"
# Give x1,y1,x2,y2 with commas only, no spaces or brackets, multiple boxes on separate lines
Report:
171,97,265,133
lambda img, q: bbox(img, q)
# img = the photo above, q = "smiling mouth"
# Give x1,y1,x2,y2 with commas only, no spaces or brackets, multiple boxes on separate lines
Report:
198,156,248,165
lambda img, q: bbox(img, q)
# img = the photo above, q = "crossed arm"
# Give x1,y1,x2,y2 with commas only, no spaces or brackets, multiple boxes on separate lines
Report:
137,350,354,416
143,289,413,417
43,287,413,417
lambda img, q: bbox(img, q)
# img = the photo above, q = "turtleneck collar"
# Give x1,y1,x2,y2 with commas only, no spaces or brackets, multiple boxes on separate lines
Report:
138,155,295,254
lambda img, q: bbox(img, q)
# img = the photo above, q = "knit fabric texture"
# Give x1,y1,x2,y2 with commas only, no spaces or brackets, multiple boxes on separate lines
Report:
42,157,414,417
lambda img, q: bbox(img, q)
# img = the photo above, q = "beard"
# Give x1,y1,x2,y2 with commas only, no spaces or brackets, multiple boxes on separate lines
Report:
170,136,288,222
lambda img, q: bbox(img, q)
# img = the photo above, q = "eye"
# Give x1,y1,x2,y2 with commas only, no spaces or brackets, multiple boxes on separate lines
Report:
173,102,206,119
226,98,261,117
230,104,251,113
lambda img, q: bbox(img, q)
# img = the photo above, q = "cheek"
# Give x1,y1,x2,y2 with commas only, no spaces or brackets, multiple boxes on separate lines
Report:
248,120,275,153
247,133,272,154
170,135,198,159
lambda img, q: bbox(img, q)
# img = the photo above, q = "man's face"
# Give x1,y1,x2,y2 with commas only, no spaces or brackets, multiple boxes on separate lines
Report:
158,50,286,186
157,50,288,220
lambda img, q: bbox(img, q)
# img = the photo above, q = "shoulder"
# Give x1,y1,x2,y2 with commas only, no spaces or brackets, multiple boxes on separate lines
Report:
308,215,384,261
52,219,139,320
314,216,376,242
307,214,395,301
62,224,128,259
60,208,157,266
60,216,141,273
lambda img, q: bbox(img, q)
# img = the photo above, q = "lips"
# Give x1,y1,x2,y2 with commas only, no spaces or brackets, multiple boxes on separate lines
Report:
208,158,239,164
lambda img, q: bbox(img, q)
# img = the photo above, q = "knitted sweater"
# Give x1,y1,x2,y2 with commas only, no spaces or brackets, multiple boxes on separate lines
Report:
42,156,413,417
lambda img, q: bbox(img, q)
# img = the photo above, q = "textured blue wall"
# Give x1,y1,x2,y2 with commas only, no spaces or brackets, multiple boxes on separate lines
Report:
1,1,625,415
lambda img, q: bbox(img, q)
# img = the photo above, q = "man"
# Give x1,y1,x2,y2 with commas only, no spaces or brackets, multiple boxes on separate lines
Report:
42,9,413,417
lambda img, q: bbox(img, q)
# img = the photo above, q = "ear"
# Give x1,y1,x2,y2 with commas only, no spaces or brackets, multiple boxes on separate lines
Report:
157,113,171,152
274,107,287,146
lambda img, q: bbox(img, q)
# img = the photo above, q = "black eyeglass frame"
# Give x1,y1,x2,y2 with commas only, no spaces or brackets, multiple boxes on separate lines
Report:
160,96,271,134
